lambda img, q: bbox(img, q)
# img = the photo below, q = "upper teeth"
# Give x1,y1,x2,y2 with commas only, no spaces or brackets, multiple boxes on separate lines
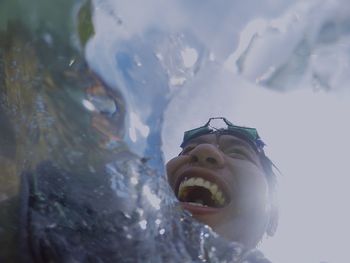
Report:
178,177,226,206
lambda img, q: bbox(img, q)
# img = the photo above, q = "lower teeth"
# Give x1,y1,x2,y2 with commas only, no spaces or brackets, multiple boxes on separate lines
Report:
188,202,207,207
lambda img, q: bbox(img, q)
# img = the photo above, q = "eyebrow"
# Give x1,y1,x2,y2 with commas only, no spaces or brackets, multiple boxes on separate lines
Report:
182,137,212,146
220,137,255,152
220,136,262,166
182,136,255,153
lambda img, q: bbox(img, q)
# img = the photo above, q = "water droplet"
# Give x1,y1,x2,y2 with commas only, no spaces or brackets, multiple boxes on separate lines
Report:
134,55,142,67
129,112,150,142
169,76,186,86
43,33,53,45
155,53,163,61
181,47,198,68
209,52,216,61
69,59,75,67
142,185,161,210
87,95,117,115
123,212,131,219
130,176,138,185
136,208,144,216
82,99,96,111
139,220,147,230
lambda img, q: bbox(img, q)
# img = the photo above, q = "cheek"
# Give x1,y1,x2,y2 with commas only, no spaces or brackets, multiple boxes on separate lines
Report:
165,158,177,185
228,161,269,208
166,156,188,186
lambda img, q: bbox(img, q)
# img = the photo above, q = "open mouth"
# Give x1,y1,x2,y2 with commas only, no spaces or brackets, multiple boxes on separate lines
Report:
176,176,230,208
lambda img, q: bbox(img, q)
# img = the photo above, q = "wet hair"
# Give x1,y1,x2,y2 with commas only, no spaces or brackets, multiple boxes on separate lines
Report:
259,153,279,236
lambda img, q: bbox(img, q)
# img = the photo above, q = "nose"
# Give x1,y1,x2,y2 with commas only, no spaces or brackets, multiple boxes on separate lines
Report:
189,144,225,168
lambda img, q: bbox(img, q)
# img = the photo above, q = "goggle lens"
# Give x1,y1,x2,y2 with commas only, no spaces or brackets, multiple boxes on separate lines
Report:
181,117,264,151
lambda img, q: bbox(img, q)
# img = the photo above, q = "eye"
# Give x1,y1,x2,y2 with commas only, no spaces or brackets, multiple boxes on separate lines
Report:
226,148,250,160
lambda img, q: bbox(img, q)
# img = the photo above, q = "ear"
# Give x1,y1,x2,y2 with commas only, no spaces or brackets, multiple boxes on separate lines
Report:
266,204,278,236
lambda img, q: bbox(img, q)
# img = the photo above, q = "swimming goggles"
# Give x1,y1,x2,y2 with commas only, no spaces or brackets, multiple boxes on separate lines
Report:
180,117,265,152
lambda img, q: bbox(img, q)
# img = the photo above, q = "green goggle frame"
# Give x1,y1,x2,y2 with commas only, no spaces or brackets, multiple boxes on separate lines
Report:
180,117,265,152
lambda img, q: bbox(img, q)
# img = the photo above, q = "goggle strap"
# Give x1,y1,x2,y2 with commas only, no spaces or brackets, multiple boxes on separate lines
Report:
205,117,234,128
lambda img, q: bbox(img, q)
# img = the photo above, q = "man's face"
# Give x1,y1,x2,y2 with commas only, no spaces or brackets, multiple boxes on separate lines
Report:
166,134,271,248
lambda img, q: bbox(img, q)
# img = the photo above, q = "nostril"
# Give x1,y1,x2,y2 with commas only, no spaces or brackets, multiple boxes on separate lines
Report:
191,155,199,163
206,157,217,164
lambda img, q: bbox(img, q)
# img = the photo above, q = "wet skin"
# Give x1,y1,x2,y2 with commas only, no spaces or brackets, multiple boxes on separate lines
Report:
166,134,271,248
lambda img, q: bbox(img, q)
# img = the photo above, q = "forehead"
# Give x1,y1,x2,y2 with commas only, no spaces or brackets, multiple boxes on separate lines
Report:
182,133,256,151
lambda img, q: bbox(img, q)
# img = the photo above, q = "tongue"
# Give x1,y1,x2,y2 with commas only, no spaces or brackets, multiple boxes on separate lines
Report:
179,186,217,207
